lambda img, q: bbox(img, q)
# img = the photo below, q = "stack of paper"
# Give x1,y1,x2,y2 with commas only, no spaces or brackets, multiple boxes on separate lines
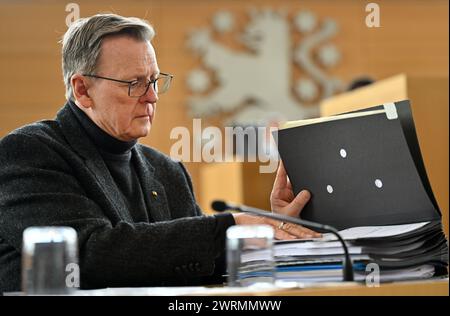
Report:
240,221,448,284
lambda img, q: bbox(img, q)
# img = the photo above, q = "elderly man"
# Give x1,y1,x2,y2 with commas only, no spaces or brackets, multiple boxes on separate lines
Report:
0,14,318,293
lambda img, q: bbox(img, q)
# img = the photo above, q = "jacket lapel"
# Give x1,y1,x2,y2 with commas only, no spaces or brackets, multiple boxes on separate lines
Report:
132,148,172,222
56,103,132,222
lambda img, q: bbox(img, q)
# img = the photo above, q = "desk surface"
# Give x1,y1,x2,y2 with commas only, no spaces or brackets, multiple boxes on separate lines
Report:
69,278,448,296
253,279,449,296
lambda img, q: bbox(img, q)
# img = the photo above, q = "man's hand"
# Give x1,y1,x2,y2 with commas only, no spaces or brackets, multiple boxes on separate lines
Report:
269,160,321,239
231,161,321,240
232,212,319,240
270,160,310,217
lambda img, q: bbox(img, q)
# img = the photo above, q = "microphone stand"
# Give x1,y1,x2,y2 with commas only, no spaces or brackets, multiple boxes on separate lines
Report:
212,201,354,282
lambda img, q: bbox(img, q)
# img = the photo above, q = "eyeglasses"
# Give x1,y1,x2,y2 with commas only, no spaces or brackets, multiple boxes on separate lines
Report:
82,72,173,97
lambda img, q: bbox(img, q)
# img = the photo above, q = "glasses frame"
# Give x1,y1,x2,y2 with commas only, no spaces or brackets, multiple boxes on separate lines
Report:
82,72,173,97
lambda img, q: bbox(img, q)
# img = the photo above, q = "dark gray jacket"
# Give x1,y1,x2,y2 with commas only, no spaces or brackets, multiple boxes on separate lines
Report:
0,103,234,293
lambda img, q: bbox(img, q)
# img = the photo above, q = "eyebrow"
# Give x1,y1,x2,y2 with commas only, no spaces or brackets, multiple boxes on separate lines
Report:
133,71,160,80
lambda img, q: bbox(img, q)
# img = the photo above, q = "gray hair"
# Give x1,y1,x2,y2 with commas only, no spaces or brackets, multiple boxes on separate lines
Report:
61,14,155,101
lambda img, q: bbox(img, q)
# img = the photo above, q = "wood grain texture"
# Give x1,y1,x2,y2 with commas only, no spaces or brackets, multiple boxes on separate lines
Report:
0,0,448,213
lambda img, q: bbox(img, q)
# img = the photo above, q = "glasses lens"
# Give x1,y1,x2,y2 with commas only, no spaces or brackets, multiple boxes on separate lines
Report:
129,75,172,97
157,75,172,94
129,80,148,97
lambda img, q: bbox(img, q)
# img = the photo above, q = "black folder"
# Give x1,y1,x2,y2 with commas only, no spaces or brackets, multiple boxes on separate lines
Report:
276,100,441,230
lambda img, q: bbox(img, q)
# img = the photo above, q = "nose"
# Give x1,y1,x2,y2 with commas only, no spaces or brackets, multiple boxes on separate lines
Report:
139,84,158,104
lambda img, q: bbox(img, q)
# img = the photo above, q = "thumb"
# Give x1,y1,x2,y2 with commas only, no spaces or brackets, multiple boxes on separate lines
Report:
287,190,311,217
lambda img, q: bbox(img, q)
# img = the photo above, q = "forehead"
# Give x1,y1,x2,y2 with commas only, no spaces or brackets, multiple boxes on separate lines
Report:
96,35,158,77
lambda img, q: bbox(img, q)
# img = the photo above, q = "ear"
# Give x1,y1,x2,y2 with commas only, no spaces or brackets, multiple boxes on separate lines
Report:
71,74,93,108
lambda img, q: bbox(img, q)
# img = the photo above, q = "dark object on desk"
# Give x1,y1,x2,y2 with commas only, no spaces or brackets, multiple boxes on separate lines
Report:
277,100,441,230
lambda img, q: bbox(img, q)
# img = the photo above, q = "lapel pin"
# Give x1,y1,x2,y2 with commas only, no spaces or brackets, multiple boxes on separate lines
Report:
152,191,158,198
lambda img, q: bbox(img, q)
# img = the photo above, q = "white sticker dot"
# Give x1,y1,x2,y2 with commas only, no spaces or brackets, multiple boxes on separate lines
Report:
375,179,383,188
340,149,347,158
327,185,333,193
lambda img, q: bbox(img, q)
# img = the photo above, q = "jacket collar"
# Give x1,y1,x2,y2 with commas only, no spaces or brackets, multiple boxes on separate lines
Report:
56,102,133,221
56,102,97,161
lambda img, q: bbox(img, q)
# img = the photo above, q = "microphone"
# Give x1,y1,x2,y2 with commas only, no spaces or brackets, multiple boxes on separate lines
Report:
211,200,354,282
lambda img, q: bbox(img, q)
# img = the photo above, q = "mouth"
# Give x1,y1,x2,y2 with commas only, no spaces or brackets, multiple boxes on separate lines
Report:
136,104,155,122
136,114,152,124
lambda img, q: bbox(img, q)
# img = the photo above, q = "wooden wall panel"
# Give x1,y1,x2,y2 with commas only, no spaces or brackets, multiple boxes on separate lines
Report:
0,0,448,213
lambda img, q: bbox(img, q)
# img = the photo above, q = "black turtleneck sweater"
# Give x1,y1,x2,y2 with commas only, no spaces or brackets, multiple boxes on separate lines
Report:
69,101,149,222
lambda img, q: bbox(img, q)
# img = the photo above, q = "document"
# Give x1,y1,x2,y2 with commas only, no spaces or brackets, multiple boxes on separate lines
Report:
320,221,430,241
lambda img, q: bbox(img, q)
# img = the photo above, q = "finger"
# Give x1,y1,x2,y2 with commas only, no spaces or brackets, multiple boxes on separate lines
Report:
282,222,322,238
286,177,293,191
283,225,314,239
274,229,297,240
288,190,311,217
263,218,295,238
272,160,287,191
264,217,321,239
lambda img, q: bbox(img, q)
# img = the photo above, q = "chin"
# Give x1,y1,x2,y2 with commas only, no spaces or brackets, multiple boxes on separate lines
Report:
133,127,151,140
128,121,152,139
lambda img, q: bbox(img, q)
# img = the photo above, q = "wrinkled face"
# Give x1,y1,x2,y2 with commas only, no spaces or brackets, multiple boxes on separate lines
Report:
86,35,159,141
